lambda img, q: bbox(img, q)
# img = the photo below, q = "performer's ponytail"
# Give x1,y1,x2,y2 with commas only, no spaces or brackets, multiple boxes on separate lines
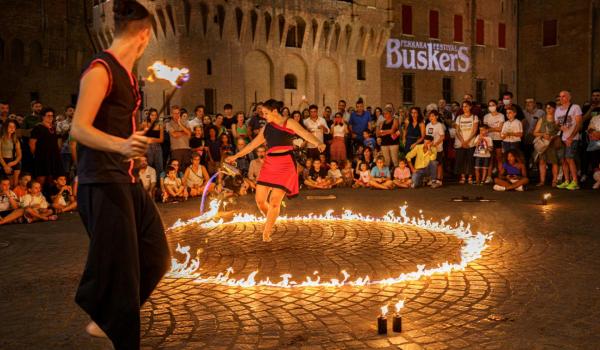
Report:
263,99,284,113
114,0,151,36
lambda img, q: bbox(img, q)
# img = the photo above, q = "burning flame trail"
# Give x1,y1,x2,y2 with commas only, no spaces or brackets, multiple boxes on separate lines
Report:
147,61,190,88
166,200,494,289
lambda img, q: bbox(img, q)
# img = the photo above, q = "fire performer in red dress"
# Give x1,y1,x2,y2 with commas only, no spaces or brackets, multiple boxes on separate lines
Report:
226,99,326,242
70,1,170,349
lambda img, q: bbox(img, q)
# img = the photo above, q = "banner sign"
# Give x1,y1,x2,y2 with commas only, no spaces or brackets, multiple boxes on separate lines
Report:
386,39,470,72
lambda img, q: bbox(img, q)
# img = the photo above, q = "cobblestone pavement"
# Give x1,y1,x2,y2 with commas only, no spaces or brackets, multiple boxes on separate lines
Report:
1,186,600,349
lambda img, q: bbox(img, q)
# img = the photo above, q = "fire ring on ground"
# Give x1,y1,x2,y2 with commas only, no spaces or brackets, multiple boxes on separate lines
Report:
165,201,494,289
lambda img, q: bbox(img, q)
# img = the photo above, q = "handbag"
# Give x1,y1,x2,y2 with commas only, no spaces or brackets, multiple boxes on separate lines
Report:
533,136,550,155
587,140,600,152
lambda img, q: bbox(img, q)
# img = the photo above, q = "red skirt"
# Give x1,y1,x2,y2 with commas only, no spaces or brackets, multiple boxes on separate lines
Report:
257,150,299,197
330,136,347,162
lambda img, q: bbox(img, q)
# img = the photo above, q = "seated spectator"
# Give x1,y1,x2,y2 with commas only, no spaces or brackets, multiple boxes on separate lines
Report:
369,156,394,189
162,166,188,202
493,150,530,191
304,159,332,189
246,146,265,190
406,135,441,188
234,138,254,176
13,172,31,199
301,158,313,184
138,156,157,199
341,160,354,187
353,162,371,188
20,180,56,222
220,133,234,161
0,177,24,225
363,130,376,150
49,175,77,213
159,159,183,193
473,125,493,185
183,153,211,197
393,160,412,189
319,154,330,171
190,126,209,165
327,160,343,187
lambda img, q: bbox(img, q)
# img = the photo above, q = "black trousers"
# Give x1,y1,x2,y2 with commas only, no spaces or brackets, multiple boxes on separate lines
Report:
76,183,170,350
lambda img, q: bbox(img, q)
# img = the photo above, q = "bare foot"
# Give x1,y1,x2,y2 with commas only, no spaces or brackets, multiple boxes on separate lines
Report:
86,321,107,338
262,230,272,242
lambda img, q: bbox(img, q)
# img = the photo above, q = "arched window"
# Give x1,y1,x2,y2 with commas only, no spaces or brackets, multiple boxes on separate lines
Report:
30,41,43,65
207,59,212,75
286,17,305,48
10,39,24,65
284,74,297,90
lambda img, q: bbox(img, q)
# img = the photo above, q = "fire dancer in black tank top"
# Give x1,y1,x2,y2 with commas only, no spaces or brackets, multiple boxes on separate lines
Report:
70,2,170,349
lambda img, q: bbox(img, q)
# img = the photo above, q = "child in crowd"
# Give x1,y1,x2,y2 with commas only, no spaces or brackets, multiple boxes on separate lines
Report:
369,156,394,189
0,178,24,225
319,154,330,171
162,166,188,202
302,158,313,184
13,172,31,198
20,181,57,222
393,159,412,189
49,175,77,213
304,159,332,189
327,160,343,187
341,160,354,187
363,130,376,150
353,162,371,188
494,150,529,191
473,125,493,185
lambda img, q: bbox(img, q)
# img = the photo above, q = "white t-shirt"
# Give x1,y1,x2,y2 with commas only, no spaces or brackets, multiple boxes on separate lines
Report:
501,119,523,143
0,191,18,211
555,104,583,141
327,168,342,180
20,193,48,209
188,118,203,131
454,115,479,148
425,122,445,148
303,117,329,148
139,166,157,190
163,177,182,188
473,135,493,158
483,113,505,141
589,115,600,131
332,124,347,138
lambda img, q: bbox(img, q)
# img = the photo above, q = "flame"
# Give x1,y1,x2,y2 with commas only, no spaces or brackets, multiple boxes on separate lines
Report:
381,304,389,318
147,61,190,88
395,299,405,314
543,193,552,200
167,200,494,289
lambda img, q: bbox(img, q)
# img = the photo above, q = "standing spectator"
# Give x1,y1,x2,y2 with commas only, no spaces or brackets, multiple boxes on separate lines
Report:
501,106,523,153
585,98,600,189
406,135,441,188
473,125,493,185
555,91,583,190
362,130,376,150
523,98,544,168
483,99,505,182
189,126,209,166
248,102,266,138
454,101,479,184
222,103,235,130
303,104,329,161
231,112,251,143
138,156,157,199
533,102,560,187
338,99,353,159
183,153,211,197
425,110,445,183
246,145,265,190
233,138,253,176
143,108,164,180
493,150,529,191
24,100,43,129
402,107,425,153
348,99,371,153
30,108,63,186
0,177,24,225
219,133,234,160
214,114,228,137
206,128,221,172
20,180,57,222
582,89,600,181
392,159,412,189
498,91,525,120
202,115,217,141
377,106,400,168
369,156,394,189
438,99,453,127
56,105,75,146
373,107,384,128
281,107,291,118
330,113,348,162
0,120,22,187
0,101,9,129
166,106,192,169
188,105,205,131
337,100,351,122
49,175,77,213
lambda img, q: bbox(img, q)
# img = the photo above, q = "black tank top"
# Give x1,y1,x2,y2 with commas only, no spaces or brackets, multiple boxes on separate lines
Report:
77,51,141,184
381,119,395,146
146,127,161,139
264,119,295,150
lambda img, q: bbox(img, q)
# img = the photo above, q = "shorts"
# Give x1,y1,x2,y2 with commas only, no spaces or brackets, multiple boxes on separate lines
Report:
558,140,579,159
492,140,503,149
474,157,491,169
502,141,521,153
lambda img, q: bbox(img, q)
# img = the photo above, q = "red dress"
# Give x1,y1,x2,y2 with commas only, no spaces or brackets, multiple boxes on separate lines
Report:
256,120,299,197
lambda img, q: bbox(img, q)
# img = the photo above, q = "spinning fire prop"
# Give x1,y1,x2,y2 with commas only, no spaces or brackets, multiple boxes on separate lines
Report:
144,61,190,132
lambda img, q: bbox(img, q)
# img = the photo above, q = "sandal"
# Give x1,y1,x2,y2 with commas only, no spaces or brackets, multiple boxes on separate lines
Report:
535,182,544,187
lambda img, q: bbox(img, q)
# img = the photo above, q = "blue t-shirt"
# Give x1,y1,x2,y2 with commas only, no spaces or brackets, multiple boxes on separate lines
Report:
349,111,371,141
371,166,390,179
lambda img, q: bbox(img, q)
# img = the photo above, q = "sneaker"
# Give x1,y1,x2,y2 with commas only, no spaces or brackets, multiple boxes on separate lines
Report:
515,185,524,191
485,176,493,184
430,180,442,189
566,181,579,190
493,184,506,191
556,181,570,189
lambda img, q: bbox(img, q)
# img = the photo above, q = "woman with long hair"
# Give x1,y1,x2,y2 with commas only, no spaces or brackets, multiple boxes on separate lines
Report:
402,107,425,153
70,1,170,347
231,111,250,143
0,120,22,187
533,102,560,187
226,99,325,242
143,108,164,177
330,112,348,162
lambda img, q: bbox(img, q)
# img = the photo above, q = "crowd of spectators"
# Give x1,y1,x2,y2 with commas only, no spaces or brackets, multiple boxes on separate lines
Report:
1,88,599,225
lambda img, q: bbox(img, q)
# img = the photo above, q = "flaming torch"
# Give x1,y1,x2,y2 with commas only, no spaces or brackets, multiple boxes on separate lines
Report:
393,299,405,333
378,304,388,335
145,61,190,133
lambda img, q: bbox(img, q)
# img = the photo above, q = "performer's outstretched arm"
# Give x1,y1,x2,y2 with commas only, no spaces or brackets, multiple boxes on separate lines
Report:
226,128,266,162
285,118,326,152
71,64,148,159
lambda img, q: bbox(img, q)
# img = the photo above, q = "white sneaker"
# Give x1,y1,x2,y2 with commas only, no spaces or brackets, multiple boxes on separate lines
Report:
430,180,442,189
493,184,506,191
485,176,493,184
515,185,524,191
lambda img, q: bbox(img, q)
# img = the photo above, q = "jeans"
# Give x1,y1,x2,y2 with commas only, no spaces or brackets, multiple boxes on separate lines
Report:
380,145,399,168
146,143,163,179
412,160,438,188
